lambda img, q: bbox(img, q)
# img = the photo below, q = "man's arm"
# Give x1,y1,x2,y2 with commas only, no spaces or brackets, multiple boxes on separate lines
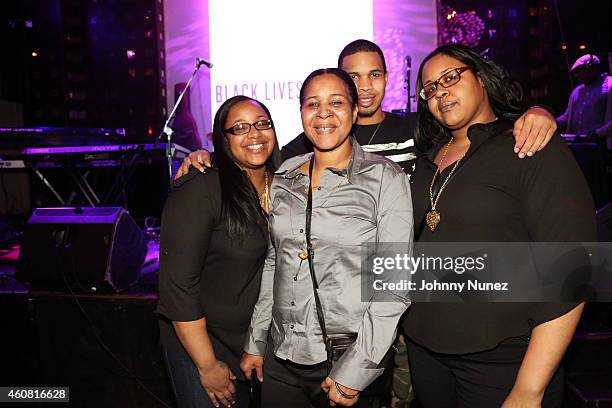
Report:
281,132,314,161
175,132,314,179
513,106,558,158
175,150,212,179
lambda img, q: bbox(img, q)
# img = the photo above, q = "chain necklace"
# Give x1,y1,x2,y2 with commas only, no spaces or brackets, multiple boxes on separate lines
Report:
365,121,383,145
426,138,463,232
259,171,271,214
293,161,347,260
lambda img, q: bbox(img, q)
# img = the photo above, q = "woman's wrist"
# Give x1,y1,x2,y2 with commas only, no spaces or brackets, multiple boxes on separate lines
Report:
334,382,359,399
196,357,219,373
509,381,545,401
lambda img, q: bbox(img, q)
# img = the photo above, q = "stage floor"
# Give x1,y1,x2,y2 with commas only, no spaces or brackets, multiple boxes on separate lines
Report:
2,237,612,407
0,237,173,407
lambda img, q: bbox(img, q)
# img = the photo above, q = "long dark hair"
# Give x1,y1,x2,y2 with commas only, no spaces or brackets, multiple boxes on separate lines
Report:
299,68,359,108
415,44,525,152
212,96,282,240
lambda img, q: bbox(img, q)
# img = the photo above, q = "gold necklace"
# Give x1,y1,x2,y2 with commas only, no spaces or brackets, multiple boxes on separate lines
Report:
294,162,347,261
259,171,271,214
426,138,463,232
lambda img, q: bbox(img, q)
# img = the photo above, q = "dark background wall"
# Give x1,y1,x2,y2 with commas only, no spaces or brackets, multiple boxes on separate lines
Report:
0,0,167,141
2,1,609,130
438,0,611,114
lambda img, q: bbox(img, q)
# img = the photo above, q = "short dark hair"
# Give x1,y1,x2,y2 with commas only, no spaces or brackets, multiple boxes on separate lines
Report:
415,44,525,152
212,96,281,240
337,39,387,73
299,68,358,108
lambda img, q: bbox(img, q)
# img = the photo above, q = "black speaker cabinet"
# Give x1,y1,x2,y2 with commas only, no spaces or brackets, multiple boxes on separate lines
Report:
16,207,147,293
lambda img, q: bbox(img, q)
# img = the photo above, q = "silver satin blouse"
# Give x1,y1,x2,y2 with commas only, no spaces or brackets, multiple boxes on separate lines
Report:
245,139,413,391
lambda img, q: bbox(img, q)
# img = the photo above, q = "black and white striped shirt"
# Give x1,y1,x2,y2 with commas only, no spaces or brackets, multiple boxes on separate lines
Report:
282,112,419,175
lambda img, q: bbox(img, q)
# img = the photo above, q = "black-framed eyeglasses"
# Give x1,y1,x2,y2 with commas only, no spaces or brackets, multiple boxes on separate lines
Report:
223,119,273,135
419,67,472,101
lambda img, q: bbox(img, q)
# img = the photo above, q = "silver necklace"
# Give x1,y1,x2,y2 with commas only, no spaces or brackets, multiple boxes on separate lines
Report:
365,121,383,145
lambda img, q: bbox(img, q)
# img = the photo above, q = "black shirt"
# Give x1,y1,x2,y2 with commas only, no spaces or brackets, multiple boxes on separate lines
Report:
402,119,597,354
157,168,268,379
281,112,418,174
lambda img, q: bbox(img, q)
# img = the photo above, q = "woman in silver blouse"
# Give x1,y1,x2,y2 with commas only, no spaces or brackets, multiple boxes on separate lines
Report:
240,68,413,407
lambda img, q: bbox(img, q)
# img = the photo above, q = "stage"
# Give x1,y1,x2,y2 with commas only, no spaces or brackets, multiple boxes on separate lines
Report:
0,240,174,408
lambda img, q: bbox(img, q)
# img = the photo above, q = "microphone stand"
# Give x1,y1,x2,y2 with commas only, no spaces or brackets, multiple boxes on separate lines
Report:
405,56,412,113
157,58,209,185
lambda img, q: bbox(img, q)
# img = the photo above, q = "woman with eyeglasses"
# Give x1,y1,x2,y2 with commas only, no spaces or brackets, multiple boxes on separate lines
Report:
240,68,412,407
158,95,282,408
401,44,596,407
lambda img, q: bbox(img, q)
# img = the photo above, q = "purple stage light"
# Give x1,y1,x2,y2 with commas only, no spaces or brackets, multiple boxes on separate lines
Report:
440,6,485,48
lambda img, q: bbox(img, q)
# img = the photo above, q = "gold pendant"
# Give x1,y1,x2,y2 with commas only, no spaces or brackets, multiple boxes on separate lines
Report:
298,249,308,260
426,209,441,232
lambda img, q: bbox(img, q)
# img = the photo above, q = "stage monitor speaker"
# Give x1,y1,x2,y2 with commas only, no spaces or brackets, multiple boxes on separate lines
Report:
16,207,147,293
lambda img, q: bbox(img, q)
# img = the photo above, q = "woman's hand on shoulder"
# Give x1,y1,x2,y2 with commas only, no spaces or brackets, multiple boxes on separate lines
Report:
239,353,264,383
513,107,557,159
175,149,212,180
197,360,236,407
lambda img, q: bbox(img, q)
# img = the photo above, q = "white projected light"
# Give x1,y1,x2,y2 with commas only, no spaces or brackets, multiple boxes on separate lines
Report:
209,0,373,147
